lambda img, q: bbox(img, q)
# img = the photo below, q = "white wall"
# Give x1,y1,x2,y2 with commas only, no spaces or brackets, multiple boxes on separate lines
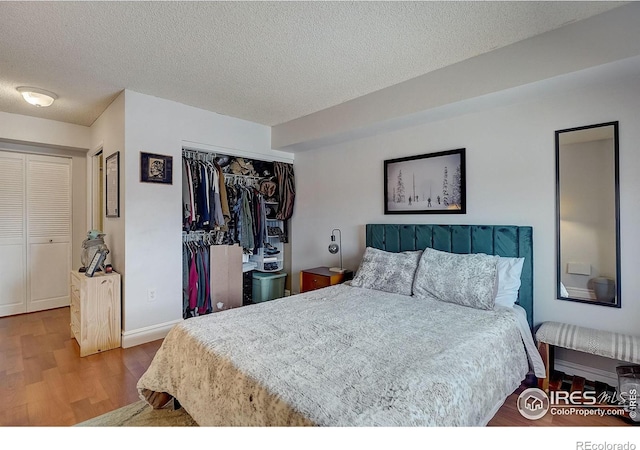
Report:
120,90,293,346
291,73,640,343
0,111,91,149
90,92,126,282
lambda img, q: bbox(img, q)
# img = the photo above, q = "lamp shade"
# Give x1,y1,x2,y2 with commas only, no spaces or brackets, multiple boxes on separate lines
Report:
17,86,58,107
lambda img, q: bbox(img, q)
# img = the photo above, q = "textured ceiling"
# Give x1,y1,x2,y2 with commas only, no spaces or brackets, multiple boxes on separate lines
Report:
0,1,626,127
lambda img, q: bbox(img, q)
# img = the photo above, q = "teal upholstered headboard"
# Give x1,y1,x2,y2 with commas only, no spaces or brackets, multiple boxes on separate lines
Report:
366,224,534,329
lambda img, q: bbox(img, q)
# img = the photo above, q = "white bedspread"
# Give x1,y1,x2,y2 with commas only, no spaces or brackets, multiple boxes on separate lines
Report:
137,284,538,426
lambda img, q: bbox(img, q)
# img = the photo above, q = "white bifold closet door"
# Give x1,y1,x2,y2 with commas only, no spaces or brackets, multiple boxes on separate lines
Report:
0,151,72,317
0,151,27,316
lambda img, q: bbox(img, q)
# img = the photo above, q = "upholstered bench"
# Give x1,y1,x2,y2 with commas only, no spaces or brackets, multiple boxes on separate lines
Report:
536,321,640,391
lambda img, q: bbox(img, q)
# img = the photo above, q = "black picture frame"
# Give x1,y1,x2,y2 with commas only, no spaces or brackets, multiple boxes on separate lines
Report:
384,148,466,214
141,152,173,184
85,249,107,277
105,152,120,218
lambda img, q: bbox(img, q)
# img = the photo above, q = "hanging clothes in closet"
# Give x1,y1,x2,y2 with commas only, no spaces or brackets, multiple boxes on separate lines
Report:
182,155,229,233
273,161,295,243
183,150,297,251
225,178,242,245
182,237,212,318
224,176,271,254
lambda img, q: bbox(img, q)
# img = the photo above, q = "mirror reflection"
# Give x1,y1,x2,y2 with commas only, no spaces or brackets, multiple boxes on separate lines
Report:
556,121,620,308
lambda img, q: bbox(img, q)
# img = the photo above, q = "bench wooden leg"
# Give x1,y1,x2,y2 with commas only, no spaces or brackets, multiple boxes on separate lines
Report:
537,342,551,392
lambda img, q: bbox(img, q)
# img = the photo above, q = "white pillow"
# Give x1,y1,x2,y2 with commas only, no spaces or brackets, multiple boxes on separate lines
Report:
494,256,525,309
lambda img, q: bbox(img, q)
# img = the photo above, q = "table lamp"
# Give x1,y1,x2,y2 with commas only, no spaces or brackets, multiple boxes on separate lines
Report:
328,228,345,273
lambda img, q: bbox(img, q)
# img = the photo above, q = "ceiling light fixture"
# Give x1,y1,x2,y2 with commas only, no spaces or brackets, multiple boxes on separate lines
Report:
16,86,58,107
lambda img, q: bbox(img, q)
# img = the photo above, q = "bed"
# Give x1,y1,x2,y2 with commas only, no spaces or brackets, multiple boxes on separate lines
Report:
137,224,545,426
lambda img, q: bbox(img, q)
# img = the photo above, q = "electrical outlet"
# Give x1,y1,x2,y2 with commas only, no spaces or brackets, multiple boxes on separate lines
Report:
147,288,157,302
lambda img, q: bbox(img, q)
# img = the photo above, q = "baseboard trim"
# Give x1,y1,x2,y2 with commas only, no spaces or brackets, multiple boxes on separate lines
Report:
121,319,182,348
555,359,619,387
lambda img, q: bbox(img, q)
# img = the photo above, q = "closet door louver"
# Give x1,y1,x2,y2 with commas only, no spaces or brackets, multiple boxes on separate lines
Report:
28,157,72,238
0,154,25,241
26,155,72,312
0,152,27,316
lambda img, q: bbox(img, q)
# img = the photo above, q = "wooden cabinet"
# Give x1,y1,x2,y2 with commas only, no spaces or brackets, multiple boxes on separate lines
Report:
299,267,353,293
70,270,121,357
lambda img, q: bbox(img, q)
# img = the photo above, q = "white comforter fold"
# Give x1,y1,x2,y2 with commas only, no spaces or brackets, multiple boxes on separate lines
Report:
138,284,535,426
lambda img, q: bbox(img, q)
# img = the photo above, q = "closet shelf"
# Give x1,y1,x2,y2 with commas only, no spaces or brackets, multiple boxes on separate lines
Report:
250,218,285,272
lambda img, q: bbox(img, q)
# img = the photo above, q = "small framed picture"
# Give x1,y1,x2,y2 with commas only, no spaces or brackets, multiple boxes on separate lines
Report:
141,152,173,184
85,249,107,277
105,152,120,217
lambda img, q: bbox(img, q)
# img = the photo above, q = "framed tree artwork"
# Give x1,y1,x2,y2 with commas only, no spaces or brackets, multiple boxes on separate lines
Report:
384,148,466,214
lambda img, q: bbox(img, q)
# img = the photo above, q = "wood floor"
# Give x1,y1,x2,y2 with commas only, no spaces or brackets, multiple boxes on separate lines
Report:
0,307,162,426
0,306,632,426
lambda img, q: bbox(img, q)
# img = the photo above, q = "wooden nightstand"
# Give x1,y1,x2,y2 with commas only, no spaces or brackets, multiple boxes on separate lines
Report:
299,266,353,293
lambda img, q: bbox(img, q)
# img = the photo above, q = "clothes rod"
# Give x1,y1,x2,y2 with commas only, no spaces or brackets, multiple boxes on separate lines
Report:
224,173,262,179
181,146,288,165
182,150,217,160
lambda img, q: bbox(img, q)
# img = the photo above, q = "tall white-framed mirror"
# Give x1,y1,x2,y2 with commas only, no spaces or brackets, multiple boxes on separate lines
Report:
556,121,621,308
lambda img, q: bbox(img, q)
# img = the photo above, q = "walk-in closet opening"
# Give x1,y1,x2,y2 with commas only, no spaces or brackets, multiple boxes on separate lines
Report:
181,148,295,320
